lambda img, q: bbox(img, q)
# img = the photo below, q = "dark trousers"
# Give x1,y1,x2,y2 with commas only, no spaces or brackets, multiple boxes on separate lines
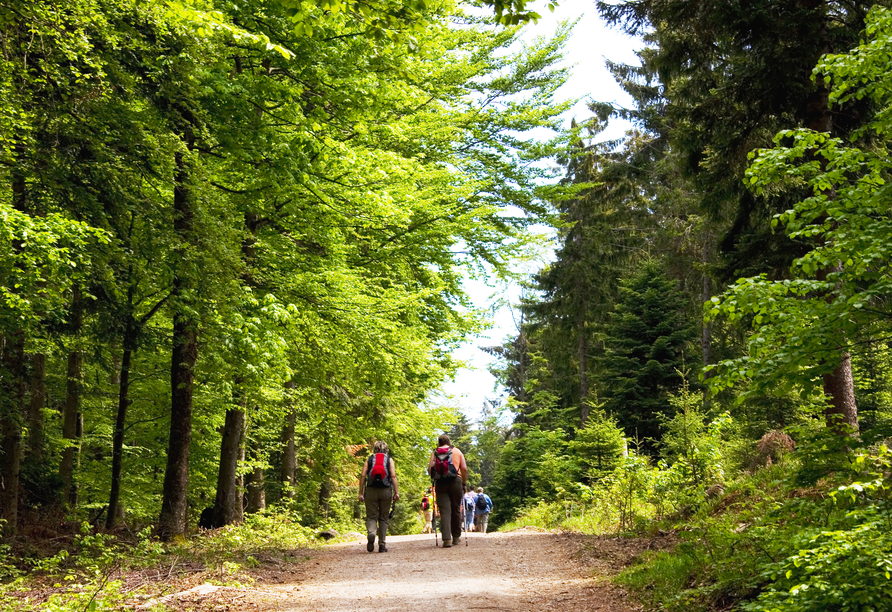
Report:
434,477,464,542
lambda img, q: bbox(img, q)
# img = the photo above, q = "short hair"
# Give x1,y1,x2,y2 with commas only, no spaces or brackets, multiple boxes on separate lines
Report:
373,440,389,454
438,434,451,446
476,487,483,493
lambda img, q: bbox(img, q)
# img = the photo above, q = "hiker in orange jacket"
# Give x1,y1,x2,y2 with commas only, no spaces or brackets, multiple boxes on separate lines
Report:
428,434,468,548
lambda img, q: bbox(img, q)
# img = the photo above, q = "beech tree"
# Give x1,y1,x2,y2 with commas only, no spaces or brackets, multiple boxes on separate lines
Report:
706,6,892,433
0,0,575,538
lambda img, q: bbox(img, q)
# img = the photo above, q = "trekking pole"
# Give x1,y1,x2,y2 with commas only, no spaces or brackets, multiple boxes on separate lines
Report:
464,484,469,547
463,493,469,547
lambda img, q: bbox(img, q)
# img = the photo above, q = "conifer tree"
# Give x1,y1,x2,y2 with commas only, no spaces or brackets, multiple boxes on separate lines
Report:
600,260,698,450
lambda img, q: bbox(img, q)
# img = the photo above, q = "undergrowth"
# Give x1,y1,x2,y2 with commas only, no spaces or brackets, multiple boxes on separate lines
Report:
614,434,892,612
502,412,892,612
0,508,334,611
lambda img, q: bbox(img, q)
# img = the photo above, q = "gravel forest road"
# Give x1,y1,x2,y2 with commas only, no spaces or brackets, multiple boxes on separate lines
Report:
252,529,645,612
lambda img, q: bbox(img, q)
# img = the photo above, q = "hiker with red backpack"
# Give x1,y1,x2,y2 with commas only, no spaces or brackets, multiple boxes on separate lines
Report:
358,441,399,553
428,434,468,548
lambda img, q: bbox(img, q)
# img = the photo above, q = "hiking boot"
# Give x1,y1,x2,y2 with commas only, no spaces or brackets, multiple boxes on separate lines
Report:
454,536,461,545
378,543,387,553
367,535,375,552
442,539,452,548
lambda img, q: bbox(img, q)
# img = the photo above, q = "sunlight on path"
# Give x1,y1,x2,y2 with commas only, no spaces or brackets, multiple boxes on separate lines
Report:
270,531,633,612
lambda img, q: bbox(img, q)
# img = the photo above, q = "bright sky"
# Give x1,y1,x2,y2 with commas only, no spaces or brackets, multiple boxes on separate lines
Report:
434,1,641,422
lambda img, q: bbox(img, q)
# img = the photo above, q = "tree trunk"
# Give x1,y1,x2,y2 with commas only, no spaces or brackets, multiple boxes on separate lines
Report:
158,129,197,541
280,380,296,499
212,405,246,527
804,33,859,434
701,269,712,370
1,159,28,533
26,352,46,464
578,316,589,427
318,477,332,517
245,462,265,514
1,332,26,535
59,285,83,509
106,340,133,529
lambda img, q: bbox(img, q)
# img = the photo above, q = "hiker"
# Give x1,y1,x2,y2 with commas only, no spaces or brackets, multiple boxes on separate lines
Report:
421,488,433,534
462,487,477,532
358,441,399,553
428,433,468,548
473,487,493,534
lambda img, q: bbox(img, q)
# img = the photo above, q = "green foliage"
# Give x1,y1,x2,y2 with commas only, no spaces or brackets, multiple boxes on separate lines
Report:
609,433,892,612
743,446,892,612
183,509,319,565
0,0,578,542
601,260,700,449
498,495,617,534
659,384,743,490
569,406,626,481
1,513,322,610
488,426,577,525
704,6,892,407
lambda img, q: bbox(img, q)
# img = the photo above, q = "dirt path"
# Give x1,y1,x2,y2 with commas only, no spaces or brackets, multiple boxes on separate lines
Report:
243,529,645,612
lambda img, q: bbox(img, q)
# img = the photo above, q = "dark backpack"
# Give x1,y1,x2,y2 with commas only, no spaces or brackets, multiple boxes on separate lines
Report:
421,496,430,511
475,494,488,512
366,452,392,488
430,446,459,480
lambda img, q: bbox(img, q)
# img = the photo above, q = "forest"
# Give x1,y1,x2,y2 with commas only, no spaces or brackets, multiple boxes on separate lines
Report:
3,0,892,611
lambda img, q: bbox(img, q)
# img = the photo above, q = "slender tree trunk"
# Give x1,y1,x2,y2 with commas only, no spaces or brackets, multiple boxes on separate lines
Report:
1,332,25,535
212,403,246,527
245,438,265,514
701,269,712,370
823,340,859,433
318,477,332,516
2,164,28,533
578,315,589,427
280,380,296,499
59,285,83,508
107,338,133,529
26,352,46,464
245,466,265,513
159,129,197,540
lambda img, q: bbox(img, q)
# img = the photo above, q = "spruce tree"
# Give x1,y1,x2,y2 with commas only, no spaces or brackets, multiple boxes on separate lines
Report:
600,260,698,450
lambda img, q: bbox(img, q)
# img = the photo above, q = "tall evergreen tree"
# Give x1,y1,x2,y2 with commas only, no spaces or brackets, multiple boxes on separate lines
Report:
600,260,698,449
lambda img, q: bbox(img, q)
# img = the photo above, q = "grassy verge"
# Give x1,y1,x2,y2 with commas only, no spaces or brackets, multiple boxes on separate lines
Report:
502,437,892,612
0,509,357,611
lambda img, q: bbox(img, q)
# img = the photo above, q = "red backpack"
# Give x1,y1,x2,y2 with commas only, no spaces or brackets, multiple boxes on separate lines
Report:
430,446,459,480
367,453,392,488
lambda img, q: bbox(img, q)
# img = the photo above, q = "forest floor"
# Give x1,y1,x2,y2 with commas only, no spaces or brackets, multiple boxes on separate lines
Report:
134,528,674,612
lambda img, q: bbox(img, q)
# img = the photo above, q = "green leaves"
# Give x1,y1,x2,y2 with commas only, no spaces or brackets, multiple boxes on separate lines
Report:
706,7,892,404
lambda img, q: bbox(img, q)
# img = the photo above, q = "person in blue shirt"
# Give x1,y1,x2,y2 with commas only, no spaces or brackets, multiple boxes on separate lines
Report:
473,487,493,534
462,487,477,532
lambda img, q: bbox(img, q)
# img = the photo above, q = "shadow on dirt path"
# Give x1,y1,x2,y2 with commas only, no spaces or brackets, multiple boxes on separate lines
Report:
252,529,645,612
